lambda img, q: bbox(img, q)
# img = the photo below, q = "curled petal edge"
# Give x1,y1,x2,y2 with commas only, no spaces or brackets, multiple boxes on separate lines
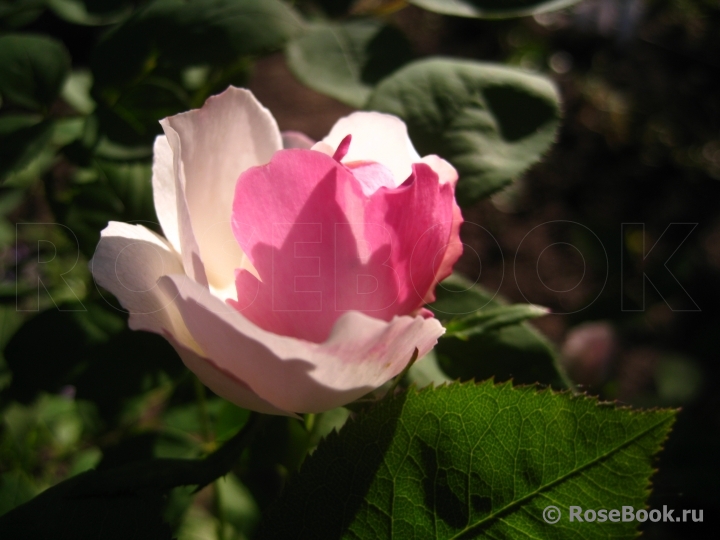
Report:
158,274,445,414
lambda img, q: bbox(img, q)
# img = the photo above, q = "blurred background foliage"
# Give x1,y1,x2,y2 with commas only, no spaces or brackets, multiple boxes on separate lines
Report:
0,0,718,538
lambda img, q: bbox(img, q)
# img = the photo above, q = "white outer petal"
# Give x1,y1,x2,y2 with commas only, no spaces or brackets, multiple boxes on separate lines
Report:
151,135,181,253
420,154,459,186
322,111,421,186
89,222,290,414
89,222,196,350
162,87,282,297
160,122,208,287
158,275,445,413
168,335,296,416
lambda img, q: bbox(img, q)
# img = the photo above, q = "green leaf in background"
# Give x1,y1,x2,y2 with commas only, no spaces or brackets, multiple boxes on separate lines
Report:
0,306,24,391
92,0,303,88
0,115,54,184
0,0,45,30
409,0,582,19
163,0,303,66
258,382,676,539
367,58,561,206
89,0,301,143
61,70,95,115
443,302,548,338
0,34,71,111
0,413,265,539
2,302,182,421
286,20,414,108
62,160,157,254
0,471,174,540
430,274,569,388
47,0,130,26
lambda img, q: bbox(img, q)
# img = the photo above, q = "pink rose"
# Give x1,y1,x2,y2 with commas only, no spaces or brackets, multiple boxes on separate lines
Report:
90,87,462,415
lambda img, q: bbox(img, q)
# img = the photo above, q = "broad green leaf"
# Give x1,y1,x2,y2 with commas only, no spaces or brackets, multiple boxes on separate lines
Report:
258,382,676,539
286,20,414,108
0,34,71,111
409,0,581,19
367,58,561,206
430,274,569,388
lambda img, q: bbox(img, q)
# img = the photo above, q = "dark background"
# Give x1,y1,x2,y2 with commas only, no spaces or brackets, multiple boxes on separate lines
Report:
1,0,718,537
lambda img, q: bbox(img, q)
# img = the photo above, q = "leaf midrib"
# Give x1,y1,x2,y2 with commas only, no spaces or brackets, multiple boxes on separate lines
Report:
446,414,673,540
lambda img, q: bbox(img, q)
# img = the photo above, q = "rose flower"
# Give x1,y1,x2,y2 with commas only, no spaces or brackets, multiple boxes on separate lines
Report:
90,87,462,415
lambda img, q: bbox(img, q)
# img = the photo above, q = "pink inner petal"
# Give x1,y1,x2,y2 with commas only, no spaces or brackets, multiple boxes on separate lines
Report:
230,149,458,343
345,160,397,196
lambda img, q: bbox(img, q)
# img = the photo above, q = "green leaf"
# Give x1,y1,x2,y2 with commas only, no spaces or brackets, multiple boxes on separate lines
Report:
90,0,300,143
0,473,173,540
430,274,569,388
162,0,303,65
366,58,561,206
43,158,156,254
0,471,37,517
47,0,129,26
258,382,676,539
409,0,582,19
0,1,45,32
2,302,182,421
61,69,95,115
286,20,414,108
91,0,303,88
93,77,191,146
0,412,266,539
443,302,548,338
0,33,71,111
0,115,54,183
95,159,156,223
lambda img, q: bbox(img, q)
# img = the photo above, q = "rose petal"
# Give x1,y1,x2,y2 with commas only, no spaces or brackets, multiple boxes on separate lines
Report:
322,111,421,186
420,154,459,186
310,141,334,156
159,274,444,413
167,334,295,416
230,150,457,342
418,155,463,302
366,162,460,310
162,87,282,296
151,135,181,253
345,160,397,196
89,222,195,349
160,123,209,287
